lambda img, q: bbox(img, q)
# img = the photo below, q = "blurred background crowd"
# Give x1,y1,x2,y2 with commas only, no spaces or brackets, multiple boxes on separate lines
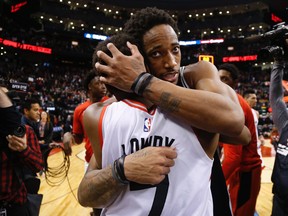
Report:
1,0,288,142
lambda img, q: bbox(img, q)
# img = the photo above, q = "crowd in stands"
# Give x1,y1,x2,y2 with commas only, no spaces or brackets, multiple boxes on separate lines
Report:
0,55,91,141
0,53,276,140
0,16,282,141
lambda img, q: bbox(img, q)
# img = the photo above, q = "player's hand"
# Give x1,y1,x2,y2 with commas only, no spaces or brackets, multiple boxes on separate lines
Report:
124,146,177,185
63,132,73,156
95,42,146,92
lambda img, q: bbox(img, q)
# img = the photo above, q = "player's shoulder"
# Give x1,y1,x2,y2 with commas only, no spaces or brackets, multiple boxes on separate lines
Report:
75,101,90,111
85,102,105,114
185,60,215,71
182,61,219,86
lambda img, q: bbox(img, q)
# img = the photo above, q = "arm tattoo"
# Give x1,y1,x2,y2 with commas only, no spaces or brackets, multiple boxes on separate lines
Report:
85,165,124,207
159,92,181,113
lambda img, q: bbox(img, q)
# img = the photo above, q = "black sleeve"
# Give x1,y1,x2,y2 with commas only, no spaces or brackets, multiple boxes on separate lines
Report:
269,62,288,134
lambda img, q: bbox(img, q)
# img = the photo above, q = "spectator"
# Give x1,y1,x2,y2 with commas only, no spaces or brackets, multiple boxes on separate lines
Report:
269,57,288,216
218,63,262,216
63,71,110,216
38,110,54,170
243,89,265,168
0,87,43,215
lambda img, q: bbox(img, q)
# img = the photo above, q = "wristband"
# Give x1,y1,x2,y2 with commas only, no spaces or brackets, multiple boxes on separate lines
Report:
111,154,129,185
131,72,153,96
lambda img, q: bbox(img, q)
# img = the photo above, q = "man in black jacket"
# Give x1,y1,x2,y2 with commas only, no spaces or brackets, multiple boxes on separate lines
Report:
269,53,288,216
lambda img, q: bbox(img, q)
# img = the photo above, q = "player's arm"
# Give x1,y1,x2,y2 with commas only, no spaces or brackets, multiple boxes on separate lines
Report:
96,43,244,137
219,126,251,145
144,61,245,138
78,103,124,208
146,61,245,136
183,62,250,145
72,106,84,144
78,155,125,208
63,107,83,151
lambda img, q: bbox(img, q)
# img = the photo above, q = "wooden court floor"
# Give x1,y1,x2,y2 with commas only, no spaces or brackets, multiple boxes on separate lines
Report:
38,143,274,216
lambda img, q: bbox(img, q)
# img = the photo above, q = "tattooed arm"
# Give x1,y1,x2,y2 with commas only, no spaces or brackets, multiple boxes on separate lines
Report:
143,62,243,136
96,44,244,137
78,156,125,208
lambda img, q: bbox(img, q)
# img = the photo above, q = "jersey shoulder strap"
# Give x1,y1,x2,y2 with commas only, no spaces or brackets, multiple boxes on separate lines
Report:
179,66,189,89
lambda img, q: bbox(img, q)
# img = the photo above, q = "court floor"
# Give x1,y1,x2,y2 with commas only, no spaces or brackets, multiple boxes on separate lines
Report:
38,142,274,216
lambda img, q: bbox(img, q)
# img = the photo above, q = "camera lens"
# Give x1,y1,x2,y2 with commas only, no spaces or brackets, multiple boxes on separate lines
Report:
13,125,26,137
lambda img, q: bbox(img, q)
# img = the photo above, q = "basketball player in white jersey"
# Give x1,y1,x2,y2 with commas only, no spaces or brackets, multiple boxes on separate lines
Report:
79,7,250,215
243,89,265,167
79,33,217,215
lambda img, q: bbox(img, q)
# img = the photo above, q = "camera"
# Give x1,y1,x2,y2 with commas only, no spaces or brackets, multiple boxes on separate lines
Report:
0,124,26,151
13,125,26,138
255,22,288,62
258,46,285,62
0,106,24,151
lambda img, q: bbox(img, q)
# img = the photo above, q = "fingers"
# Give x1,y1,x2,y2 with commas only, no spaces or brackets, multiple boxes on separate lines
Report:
161,146,177,159
95,62,111,79
124,146,177,182
99,75,108,84
106,42,123,56
8,142,18,151
96,43,122,67
96,50,111,66
164,157,175,167
142,146,177,162
161,166,172,175
7,135,27,152
7,134,26,142
127,41,140,55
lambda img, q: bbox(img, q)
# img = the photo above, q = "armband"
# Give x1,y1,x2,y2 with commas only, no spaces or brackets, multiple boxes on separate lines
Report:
111,154,129,185
130,72,153,96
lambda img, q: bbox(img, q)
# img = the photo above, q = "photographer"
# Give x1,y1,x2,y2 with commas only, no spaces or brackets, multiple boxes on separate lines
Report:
0,87,43,215
269,54,288,216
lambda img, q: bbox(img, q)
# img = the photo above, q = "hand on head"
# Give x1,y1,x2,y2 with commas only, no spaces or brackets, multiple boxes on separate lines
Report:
95,42,146,92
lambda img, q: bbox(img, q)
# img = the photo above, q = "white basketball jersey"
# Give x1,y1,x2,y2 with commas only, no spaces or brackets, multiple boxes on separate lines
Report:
100,99,213,216
251,108,260,147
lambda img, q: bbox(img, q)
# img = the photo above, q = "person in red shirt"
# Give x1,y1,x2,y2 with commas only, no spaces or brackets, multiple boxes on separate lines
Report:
63,71,111,216
64,71,109,165
0,87,43,216
218,63,262,216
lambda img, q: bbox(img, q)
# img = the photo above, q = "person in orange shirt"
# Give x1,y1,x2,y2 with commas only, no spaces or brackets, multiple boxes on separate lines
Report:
63,71,110,216
218,63,262,216
63,71,109,167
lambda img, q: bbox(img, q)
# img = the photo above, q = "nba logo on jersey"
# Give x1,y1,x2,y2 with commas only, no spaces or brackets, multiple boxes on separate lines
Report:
144,118,151,132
